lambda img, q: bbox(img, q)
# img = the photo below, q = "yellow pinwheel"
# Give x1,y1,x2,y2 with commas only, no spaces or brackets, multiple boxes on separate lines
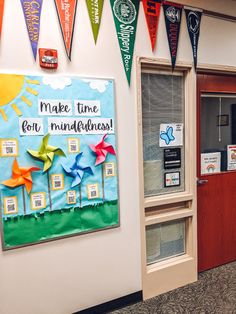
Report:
27,133,66,211
28,133,65,172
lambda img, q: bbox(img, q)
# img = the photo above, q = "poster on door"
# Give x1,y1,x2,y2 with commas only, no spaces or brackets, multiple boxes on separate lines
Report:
227,145,236,171
0,74,119,250
201,152,221,175
159,123,183,147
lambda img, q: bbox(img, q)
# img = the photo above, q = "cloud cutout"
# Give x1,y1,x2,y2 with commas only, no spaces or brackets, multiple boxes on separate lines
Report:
83,79,109,93
42,77,72,90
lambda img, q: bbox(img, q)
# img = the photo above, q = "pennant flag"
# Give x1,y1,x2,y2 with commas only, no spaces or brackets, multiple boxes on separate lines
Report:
0,0,4,38
185,7,202,70
86,0,104,44
20,0,43,60
110,0,140,85
142,0,161,51
163,1,183,70
54,0,78,60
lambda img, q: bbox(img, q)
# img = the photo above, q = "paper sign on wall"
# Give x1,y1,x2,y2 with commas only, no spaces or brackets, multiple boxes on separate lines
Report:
159,123,183,147
227,145,236,171
201,152,221,175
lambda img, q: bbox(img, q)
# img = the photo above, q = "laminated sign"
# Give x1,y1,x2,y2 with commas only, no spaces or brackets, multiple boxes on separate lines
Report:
0,74,119,250
110,0,140,85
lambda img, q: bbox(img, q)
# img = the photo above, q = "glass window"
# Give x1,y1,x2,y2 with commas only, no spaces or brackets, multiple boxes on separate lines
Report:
201,95,236,174
146,219,186,266
141,72,185,197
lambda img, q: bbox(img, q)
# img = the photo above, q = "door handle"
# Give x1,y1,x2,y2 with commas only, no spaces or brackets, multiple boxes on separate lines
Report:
197,178,208,186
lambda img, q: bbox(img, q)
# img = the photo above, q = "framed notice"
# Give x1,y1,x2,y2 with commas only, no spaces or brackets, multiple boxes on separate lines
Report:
164,172,180,187
201,152,221,175
0,74,119,250
227,145,236,171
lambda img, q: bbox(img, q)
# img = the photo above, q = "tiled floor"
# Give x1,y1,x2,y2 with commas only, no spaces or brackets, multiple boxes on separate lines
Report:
111,261,236,314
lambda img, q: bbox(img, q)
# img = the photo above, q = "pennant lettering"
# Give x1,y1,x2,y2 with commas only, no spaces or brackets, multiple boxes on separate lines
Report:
20,0,43,60
185,7,202,70
54,0,78,60
142,0,161,51
163,1,183,71
0,0,4,38
86,0,104,44
110,0,140,85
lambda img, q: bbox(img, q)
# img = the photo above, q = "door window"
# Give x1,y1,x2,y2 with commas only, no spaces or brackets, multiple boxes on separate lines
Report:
201,95,236,174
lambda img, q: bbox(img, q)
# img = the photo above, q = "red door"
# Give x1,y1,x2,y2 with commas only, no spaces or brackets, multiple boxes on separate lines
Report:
197,74,236,272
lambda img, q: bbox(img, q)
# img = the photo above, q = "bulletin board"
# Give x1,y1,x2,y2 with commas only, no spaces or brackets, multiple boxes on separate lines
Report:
0,74,119,250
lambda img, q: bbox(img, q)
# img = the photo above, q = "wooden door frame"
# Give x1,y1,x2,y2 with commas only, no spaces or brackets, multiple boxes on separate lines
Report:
136,57,197,300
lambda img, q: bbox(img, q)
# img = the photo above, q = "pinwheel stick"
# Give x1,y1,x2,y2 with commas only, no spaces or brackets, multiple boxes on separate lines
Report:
47,171,52,211
79,184,82,208
22,185,26,215
102,164,105,202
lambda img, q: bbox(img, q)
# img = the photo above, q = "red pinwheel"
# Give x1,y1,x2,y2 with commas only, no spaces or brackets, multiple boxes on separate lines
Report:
89,134,116,201
89,134,116,166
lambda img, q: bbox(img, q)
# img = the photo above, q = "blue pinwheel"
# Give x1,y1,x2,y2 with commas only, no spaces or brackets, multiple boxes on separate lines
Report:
62,153,93,207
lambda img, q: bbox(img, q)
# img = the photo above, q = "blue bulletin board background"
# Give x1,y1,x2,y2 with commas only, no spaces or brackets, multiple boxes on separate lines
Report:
0,74,119,249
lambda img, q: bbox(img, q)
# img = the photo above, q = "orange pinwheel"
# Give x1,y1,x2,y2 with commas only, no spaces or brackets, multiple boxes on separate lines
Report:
2,159,40,194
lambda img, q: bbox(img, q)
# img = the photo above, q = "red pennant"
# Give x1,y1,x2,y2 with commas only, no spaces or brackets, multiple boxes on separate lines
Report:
0,0,4,37
142,0,161,51
54,0,78,60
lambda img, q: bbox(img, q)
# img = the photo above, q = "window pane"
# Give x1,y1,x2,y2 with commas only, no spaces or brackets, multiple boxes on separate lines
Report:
201,96,236,174
141,72,185,197
146,219,186,265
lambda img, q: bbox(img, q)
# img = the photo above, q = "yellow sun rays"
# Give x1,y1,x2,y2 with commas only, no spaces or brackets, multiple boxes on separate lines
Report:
0,75,40,121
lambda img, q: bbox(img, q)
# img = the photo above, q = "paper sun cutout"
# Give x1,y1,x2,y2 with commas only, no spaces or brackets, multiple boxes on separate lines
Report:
1,159,40,194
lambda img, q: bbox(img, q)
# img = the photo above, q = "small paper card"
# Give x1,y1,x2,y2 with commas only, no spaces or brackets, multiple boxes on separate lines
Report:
104,162,116,177
30,192,46,210
67,138,80,154
87,183,99,199
67,190,77,204
38,99,73,116
164,172,180,187
51,174,64,190
201,152,221,174
4,197,18,215
0,139,18,157
159,123,183,147
227,145,236,171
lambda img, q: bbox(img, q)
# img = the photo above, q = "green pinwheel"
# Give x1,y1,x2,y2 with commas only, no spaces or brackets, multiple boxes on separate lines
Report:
28,133,65,172
27,133,66,211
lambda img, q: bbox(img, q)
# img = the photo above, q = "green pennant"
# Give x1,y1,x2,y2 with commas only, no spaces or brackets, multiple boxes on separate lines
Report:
110,0,140,85
86,0,104,44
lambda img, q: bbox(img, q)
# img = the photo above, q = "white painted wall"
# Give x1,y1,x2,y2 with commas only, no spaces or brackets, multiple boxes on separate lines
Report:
0,0,236,313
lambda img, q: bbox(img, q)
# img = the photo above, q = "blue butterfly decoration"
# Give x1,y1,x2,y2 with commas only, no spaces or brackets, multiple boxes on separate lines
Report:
160,126,175,145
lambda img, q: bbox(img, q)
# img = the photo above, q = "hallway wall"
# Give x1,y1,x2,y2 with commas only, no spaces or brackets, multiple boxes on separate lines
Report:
0,0,236,313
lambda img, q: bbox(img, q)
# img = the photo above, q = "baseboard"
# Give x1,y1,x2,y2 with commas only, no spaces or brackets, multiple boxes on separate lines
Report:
74,291,143,314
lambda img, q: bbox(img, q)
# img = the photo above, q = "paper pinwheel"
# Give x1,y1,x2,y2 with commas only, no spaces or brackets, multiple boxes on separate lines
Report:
2,159,40,194
62,152,93,188
89,134,116,166
27,133,66,172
